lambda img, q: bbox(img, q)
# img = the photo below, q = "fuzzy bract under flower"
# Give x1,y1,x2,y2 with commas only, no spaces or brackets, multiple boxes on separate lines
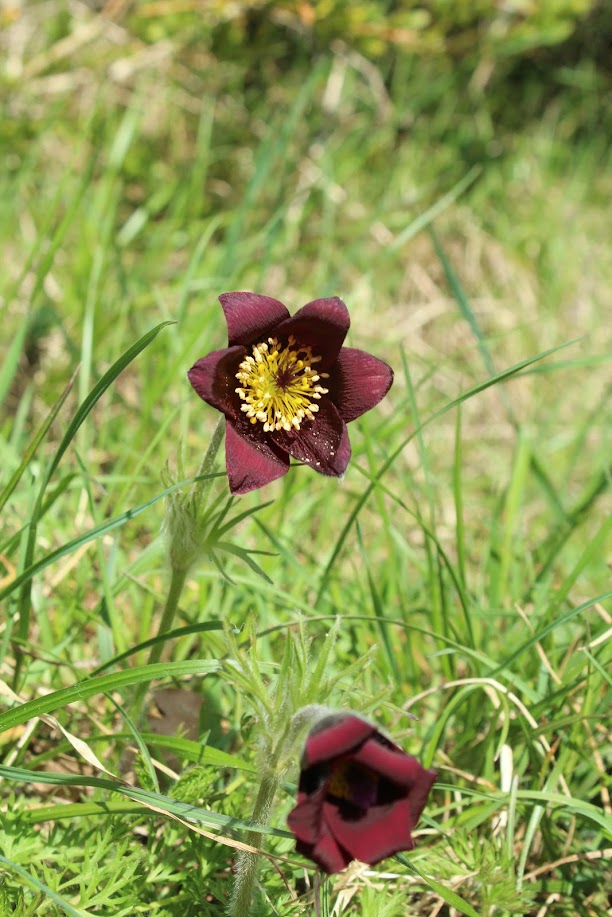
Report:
187,293,393,494
287,713,437,875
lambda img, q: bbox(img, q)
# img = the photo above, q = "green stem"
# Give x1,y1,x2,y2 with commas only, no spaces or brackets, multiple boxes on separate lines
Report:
147,565,188,667
314,872,324,917
131,416,225,722
151,417,225,664
130,566,187,722
228,771,280,917
226,706,325,914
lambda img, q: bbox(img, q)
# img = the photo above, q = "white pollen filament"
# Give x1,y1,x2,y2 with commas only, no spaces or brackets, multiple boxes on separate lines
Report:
235,335,329,432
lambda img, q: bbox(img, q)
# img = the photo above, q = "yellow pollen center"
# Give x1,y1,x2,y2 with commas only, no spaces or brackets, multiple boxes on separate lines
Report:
235,335,329,432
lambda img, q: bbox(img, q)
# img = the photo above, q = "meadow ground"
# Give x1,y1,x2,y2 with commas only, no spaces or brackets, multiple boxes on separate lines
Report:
0,6,611,916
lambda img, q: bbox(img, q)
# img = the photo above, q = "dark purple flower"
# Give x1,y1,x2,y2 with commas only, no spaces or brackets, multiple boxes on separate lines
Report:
187,293,393,494
287,713,437,875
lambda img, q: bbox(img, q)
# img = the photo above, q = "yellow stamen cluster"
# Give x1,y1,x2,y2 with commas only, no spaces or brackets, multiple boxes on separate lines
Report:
235,335,329,432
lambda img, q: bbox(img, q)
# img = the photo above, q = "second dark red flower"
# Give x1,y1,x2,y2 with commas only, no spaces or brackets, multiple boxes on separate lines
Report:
287,713,437,874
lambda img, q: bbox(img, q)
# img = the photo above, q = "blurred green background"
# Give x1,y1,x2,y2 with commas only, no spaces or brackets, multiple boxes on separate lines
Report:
2,0,611,415
2,0,610,566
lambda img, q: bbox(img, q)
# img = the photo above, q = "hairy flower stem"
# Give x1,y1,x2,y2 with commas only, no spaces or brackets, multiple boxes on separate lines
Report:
226,706,326,915
130,565,188,724
148,565,188,667
154,416,225,653
131,419,225,724
228,772,280,917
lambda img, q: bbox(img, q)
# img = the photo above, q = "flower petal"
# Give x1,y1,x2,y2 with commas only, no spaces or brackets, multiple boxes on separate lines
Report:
274,297,350,369
272,400,351,478
225,419,290,494
328,348,394,423
287,787,326,846
355,738,436,789
324,795,420,866
288,786,353,874
296,831,352,875
288,714,436,873
219,292,290,347
188,347,245,419
303,714,375,768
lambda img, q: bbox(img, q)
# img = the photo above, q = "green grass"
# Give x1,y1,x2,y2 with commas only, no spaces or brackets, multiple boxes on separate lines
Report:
1,6,611,916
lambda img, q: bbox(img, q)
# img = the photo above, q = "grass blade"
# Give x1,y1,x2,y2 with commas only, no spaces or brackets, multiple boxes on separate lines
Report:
387,166,481,253
0,764,292,840
12,321,176,686
491,587,612,675
0,660,221,734
48,320,176,483
0,368,78,515
0,474,222,604
316,339,580,604
397,854,480,917
0,318,29,406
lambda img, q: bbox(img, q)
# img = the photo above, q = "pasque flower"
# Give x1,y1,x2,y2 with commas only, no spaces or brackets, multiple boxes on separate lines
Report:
188,293,393,494
287,713,437,875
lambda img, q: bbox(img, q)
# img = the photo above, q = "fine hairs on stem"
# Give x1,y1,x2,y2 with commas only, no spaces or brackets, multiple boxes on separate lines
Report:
227,704,328,916
227,773,279,917
131,417,225,726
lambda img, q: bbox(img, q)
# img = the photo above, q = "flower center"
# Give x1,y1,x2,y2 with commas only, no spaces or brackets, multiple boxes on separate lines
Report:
327,760,380,809
235,336,329,432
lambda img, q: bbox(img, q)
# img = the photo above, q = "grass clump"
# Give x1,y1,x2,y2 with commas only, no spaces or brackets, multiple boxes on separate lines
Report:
1,4,610,916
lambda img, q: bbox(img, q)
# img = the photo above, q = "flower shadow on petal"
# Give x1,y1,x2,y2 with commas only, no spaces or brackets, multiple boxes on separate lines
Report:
225,420,290,494
272,402,351,478
188,347,245,419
